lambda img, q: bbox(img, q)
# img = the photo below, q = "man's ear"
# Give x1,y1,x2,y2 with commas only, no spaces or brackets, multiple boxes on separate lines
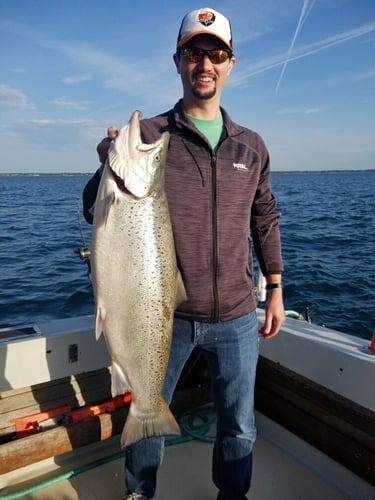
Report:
227,56,236,76
173,53,181,74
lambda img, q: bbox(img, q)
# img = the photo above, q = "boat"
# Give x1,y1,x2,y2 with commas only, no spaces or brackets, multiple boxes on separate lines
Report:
0,308,374,499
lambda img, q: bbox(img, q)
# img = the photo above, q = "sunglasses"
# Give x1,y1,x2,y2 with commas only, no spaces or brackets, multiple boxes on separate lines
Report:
180,47,233,64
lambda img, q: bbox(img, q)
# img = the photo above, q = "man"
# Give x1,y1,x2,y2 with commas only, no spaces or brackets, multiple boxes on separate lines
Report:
83,7,284,500
82,126,118,224
96,126,118,166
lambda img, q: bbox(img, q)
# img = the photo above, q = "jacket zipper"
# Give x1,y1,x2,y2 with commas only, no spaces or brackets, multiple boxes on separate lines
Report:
211,154,219,322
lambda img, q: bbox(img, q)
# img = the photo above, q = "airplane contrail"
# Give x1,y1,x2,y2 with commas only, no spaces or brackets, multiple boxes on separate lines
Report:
225,21,375,88
276,0,316,92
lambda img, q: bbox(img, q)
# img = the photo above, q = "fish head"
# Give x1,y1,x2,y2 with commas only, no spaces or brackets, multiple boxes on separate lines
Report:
108,110,170,199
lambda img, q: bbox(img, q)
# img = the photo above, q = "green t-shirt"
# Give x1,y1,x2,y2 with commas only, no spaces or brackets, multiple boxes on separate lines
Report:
188,114,224,151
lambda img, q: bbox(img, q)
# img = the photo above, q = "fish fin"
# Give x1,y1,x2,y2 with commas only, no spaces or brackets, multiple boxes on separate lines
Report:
95,306,105,340
175,270,187,308
102,190,116,227
120,400,181,448
111,361,131,397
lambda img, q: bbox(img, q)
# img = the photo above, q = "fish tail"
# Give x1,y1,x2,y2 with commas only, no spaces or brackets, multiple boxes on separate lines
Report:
120,400,181,448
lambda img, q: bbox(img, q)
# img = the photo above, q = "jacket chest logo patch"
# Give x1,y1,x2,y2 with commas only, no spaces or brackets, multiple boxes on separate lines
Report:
233,163,248,171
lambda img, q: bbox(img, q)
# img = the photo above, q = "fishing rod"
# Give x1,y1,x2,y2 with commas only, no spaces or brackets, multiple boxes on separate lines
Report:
74,201,92,278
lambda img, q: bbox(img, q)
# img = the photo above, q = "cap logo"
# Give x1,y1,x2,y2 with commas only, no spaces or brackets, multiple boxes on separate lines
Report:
198,11,215,27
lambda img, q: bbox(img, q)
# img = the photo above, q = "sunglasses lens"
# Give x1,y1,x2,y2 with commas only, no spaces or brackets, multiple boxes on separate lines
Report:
209,50,230,63
183,48,201,63
182,48,231,64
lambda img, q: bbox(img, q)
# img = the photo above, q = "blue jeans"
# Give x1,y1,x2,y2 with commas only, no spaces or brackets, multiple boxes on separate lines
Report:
124,310,259,500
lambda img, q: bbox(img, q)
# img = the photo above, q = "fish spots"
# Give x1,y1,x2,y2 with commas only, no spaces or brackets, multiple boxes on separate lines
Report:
162,302,172,322
92,115,180,444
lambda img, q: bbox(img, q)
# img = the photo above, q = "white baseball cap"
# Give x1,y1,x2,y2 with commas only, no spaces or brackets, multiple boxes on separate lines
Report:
177,8,233,51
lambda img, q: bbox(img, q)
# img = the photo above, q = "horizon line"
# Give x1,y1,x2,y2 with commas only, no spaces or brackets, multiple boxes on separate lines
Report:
1,168,374,177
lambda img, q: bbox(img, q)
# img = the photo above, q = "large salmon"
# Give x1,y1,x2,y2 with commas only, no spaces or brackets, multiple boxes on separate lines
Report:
91,110,186,448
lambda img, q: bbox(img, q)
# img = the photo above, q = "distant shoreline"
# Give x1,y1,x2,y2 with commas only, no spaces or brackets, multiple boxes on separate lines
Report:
0,169,374,177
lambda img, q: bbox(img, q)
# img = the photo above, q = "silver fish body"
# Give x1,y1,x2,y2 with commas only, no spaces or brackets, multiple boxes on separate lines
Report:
91,110,186,448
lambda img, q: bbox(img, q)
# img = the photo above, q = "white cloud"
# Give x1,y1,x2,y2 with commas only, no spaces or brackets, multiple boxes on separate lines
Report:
43,39,178,104
304,108,322,114
9,68,28,74
62,74,92,85
276,106,325,116
355,69,375,82
25,118,93,127
50,96,90,110
0,83,34,110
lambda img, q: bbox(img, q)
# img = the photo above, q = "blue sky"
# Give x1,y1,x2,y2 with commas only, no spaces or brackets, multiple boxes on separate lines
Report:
1,0,374,173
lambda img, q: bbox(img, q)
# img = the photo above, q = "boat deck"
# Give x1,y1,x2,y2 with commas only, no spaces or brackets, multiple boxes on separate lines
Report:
2,412,373,500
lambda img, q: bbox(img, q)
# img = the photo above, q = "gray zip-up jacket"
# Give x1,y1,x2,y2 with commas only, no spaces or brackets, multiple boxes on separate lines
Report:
83,100,283,323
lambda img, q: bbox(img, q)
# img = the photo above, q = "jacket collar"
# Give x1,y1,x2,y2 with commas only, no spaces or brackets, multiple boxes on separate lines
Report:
173,99,243,139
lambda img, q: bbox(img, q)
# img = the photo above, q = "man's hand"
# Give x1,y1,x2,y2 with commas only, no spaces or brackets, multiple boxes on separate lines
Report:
259,289,285,339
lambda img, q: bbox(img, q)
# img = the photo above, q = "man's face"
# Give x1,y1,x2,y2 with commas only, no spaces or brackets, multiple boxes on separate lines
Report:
174,35,235,103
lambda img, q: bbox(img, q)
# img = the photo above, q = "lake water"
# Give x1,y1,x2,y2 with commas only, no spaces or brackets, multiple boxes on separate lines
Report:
0,171,374,339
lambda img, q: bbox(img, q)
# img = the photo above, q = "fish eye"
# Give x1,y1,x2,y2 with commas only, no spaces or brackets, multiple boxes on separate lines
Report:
154,153,161,162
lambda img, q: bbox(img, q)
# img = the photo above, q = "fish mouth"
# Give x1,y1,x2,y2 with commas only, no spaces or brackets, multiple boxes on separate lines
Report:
109,167,136,197
109,143,162,198
107,110,169,199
